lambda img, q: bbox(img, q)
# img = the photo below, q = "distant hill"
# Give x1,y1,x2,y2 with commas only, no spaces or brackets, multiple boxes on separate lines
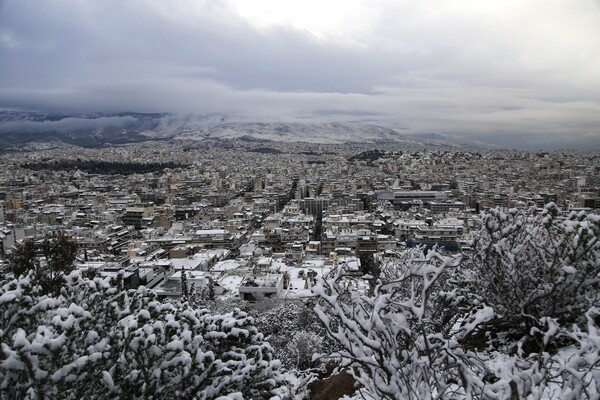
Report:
408,132,501,150
0,111,491,150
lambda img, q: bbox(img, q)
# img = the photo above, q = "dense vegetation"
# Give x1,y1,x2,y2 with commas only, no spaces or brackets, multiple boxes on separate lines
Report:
248,147,283,154
347,149,385,163
0,274,282,400
6,236,77,297
22,159,186,175
315,204,600,399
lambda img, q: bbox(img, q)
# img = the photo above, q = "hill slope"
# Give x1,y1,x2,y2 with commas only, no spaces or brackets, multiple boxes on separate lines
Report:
0,111,485,149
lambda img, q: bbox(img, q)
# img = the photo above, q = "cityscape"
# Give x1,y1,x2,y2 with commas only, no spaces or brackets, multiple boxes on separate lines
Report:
1,1,599,399
1,137,598,398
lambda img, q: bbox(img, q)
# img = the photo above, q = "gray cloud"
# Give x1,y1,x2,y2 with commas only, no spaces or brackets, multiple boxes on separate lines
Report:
0,0,599,149
0,116,140,134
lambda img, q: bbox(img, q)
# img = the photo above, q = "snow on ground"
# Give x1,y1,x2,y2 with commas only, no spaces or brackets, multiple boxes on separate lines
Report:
218,274,245,297
281,259,331,300
212,260,244,272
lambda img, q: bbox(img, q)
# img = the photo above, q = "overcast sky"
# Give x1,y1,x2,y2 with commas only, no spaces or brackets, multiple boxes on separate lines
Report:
1,0,599,148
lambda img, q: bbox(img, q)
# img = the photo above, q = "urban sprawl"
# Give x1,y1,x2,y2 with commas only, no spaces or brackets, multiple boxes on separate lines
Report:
1,140,598,301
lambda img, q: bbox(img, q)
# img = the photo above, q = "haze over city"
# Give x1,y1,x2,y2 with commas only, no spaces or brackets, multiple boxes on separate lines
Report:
1,0,600,149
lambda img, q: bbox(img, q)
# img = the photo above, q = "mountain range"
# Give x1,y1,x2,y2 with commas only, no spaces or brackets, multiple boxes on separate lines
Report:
0,111,490,150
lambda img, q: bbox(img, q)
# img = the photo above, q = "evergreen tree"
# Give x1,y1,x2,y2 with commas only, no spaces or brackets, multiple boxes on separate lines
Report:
7,236,77,296
6,239,38,277
40,235,78,296
207,276,215,301
189,281,197,305
180,267,189,300
0,272,283,400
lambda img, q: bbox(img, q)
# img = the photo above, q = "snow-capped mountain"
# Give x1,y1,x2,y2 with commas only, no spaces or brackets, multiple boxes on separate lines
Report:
182,122,420,145
0,111,485,149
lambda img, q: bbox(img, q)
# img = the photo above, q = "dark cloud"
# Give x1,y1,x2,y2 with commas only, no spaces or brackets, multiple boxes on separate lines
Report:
0,0,599,148
0,116,140,134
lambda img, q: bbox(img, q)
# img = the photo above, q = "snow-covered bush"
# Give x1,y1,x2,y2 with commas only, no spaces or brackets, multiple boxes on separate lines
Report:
0,272,282,400
469,204,600,351
478,307,600,399
251,298,337,372
313,248,490,399
313,206,600,399
284,330,323,372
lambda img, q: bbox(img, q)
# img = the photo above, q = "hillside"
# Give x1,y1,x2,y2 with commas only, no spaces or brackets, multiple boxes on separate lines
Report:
0,111,488,149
